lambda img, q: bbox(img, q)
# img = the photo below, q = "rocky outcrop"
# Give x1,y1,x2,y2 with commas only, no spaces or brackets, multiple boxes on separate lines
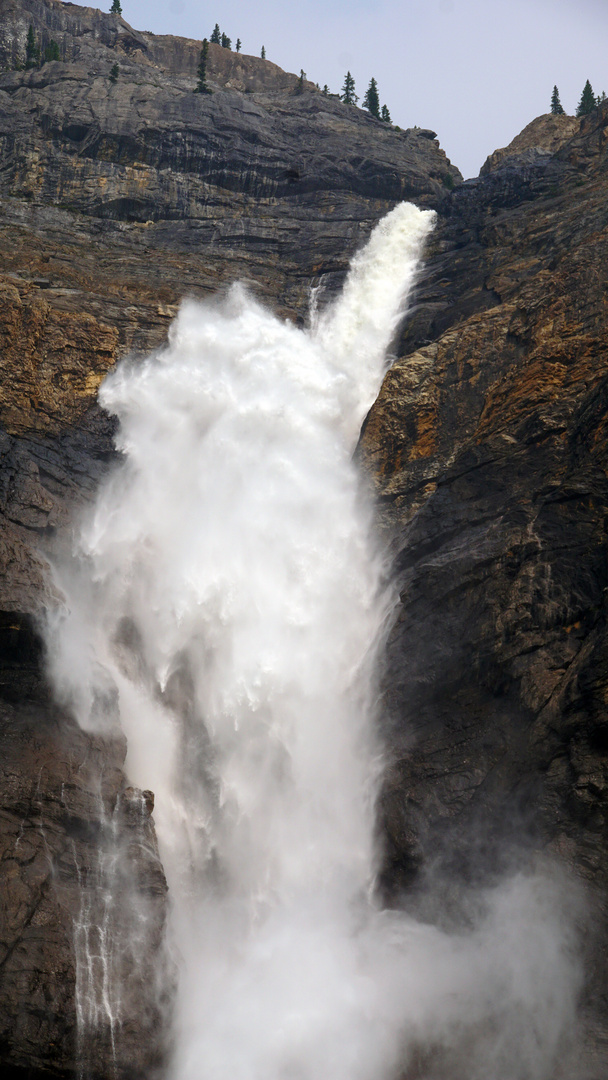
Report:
480,111,580,174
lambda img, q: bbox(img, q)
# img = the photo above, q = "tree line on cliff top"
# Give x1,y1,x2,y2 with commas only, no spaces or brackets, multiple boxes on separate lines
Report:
19,9,605,131
196,28,393,122
110,5,606,127
551,81,606,115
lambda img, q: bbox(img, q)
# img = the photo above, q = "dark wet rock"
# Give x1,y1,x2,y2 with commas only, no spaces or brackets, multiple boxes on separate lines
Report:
361,99,608,1071
0,697,170,1080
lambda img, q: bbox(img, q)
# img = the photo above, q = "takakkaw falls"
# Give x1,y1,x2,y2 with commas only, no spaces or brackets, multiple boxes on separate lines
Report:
1,5,608,1080
44,204,580,1080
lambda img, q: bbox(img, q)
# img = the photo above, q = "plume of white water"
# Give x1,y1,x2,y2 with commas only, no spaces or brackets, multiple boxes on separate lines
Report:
47,202,582,1080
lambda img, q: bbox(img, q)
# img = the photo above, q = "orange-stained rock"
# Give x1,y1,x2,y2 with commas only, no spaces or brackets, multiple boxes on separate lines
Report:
0,277,118,438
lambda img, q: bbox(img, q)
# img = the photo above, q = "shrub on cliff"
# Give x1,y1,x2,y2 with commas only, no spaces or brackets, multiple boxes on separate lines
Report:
221,33,231,49
109,62,119,82
110,0,122,14
381,104,391,123
576,80,596,116
550,86,565,115
236,39,241,52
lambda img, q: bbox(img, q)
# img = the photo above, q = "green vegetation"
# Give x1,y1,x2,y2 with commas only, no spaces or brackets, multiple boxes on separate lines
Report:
550,85,564,115
210,24,221,44
297,68,306,92
195,39,211,93
261,45,266,59
110,0,122,13
235,38,241,52
221,32,231,49
322,84,329,95
443,172,455,190
25,25,40,69
341,71,357,104
381,103,391,123
109,62,119,82
362,77,380,119
44,39,60,62
576,79,596,116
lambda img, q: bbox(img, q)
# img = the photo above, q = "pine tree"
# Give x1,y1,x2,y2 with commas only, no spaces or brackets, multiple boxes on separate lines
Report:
261,45,266,59
44,39,60,63
25,26,40,70
550,85,565,115
381,103,391,123
221,32,231,49
109,62,119,82
596,90,607,106
363,77,380,119
110,0,122,13
297,68,306,92
195,39,211,93
576,79,596,116
235,38,241,52
340,71,357,105
210,24,221,44
322,84,329,95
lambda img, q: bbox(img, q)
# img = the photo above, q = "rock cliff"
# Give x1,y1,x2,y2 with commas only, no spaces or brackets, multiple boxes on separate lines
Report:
362,101,608,1075
1,0,608,1077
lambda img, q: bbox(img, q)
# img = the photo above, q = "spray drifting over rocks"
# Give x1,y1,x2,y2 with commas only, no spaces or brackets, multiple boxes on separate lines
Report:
46,203,582,1080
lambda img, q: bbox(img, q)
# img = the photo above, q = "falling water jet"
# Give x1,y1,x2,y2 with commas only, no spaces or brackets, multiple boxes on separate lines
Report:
46,202,583,1080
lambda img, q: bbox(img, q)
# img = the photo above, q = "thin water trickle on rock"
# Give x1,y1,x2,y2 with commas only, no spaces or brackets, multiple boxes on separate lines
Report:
47,203,582,1080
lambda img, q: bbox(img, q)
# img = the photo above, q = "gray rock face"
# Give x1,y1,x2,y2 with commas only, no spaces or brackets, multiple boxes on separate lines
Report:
480,112,581,174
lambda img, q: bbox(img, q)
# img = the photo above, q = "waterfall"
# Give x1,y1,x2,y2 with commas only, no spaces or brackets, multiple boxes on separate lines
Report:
46,202,582,1080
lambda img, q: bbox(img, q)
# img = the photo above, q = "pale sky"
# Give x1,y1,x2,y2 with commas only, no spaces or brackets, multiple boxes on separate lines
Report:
94,0,607,178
